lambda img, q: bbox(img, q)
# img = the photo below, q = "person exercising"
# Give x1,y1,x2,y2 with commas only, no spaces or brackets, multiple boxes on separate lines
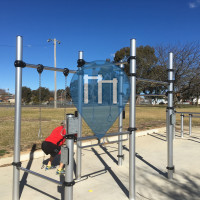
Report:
41,120,66,175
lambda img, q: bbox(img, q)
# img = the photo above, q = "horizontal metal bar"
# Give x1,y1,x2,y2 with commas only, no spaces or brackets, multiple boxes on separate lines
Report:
77,138,128,149
77,135,98,141
77,142,104,149
136,78,168,85
181,115,200,118
105,131,130,137
19,167,63,186
26,63,76,73
136,94,166,97
175,112,200,115
77,131,129,142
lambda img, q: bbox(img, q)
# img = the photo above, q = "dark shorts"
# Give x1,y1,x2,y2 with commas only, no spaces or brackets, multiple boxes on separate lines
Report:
41,141,61,157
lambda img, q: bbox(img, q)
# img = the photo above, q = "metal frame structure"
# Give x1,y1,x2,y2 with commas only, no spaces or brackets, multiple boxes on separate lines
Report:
175,112,200,137
13,36,174,200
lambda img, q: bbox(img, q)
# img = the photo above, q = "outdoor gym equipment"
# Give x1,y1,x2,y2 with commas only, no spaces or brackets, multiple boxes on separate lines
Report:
175,111,200,137
12,36,175,200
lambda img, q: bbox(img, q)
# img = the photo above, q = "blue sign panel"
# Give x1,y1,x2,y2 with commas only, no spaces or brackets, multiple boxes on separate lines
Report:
70,61,130,139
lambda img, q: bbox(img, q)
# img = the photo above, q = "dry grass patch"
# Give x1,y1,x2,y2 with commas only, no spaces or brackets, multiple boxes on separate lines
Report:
0,105,200,157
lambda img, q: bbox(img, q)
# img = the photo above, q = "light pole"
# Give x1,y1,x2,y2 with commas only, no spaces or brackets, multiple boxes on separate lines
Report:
47,38,61,108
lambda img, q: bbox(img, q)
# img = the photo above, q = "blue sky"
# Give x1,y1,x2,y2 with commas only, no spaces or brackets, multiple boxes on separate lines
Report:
0,0,200,94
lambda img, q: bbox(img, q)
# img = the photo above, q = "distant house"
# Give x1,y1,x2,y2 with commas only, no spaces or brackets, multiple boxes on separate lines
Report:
193,98,200,105
8,98,15,103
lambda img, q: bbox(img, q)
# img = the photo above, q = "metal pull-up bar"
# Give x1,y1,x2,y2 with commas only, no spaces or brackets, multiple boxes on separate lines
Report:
25,63,76,73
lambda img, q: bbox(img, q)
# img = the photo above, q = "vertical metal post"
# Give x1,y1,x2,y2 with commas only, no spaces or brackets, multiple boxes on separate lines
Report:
181,114,184,138
64,137,74,200
189,114,192,136
76,51,83,180
173,109,176,139
118,62,124,166
167,52,174,179
129,39,136,200
13,36,23,200
54,38,57,108
166,109,168,141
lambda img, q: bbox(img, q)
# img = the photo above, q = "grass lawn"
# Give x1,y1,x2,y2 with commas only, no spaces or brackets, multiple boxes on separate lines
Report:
0,105,200,157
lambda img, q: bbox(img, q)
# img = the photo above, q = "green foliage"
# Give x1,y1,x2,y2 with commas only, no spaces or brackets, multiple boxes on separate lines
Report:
22,86,32,103
57,87,71,100
114,45,165,96
32,87,50,103
0,149,9,156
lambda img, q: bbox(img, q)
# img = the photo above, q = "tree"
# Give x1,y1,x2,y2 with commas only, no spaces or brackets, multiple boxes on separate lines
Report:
155,42,200,104
32,87,51,103
57,87,71,101
22,87,32,103
114,45,163,95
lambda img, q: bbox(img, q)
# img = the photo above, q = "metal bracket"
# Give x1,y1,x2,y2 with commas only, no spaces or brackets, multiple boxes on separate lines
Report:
127,56,136,63
65,134,77,142
167,107,174,110
37,64,44,74
167,69,175,72
77,59,85,67
128,73,137,77
63,68,69,77
166,166,175,172
168,80,175,83
117,154,124,160
14,60,26,68
128,127,137,132
63,180,75,187
12,162,22,168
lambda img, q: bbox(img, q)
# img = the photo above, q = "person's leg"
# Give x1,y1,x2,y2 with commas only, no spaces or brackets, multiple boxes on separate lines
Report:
47,156,54,167
56,162,65,174
58,162,64,170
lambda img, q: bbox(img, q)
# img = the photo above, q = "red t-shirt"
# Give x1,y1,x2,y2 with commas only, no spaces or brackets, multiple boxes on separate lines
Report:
45,126,66,146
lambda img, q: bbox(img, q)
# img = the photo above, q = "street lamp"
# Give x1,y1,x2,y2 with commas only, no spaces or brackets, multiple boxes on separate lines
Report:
47,38,61,108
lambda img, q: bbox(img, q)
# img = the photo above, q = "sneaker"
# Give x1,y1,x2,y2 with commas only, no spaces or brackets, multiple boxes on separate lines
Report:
45,165,56,170
56,169,65,175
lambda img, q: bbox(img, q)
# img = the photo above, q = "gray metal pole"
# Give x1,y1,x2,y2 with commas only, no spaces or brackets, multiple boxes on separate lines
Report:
173,109,176,139
129,39,136,200
76,51,83,180
189,114,192,136
65,137,75,200
167,52,174,179
166,109,168,141
54,38,57,109
13,36,23,200
181,114,184,138
118,62,124,166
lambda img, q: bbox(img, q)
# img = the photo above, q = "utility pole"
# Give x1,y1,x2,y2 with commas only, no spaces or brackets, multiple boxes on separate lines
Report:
47,38,61,108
